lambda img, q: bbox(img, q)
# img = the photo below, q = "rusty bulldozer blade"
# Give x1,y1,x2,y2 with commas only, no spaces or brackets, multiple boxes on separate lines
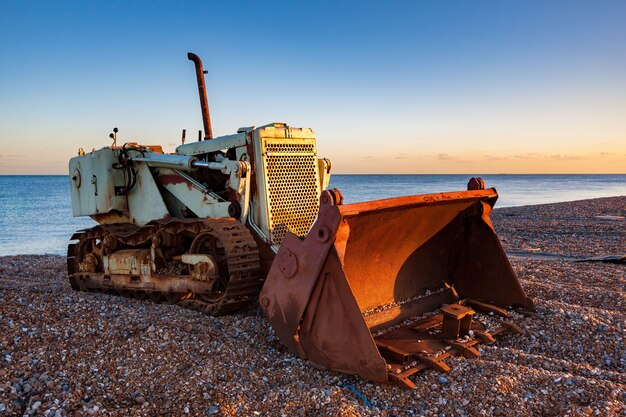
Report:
260,180,533,388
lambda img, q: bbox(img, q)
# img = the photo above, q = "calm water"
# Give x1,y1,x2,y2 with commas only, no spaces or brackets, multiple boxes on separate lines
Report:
0,174,624,256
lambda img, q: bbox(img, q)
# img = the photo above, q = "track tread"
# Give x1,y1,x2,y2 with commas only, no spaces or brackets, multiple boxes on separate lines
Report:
68,218,263,316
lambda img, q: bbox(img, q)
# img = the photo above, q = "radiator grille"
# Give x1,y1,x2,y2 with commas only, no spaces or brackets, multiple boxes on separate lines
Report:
263,139,320,245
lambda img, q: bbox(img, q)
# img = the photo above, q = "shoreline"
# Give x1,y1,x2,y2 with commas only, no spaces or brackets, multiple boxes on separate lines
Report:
0,196,624,416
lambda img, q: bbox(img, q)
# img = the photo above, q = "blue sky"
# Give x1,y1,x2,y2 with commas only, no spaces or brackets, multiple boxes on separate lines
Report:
1,1,625,173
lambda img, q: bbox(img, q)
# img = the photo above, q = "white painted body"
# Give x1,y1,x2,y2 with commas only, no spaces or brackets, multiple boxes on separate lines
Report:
69,123,332,249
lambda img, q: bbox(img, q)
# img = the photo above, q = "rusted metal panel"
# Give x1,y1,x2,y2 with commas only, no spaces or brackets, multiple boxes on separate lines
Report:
441,304,475,340
75,271,220,294
297,247,389,382
259,190,342,353
336,191,497,314
364,287,456,332
262,184,533,388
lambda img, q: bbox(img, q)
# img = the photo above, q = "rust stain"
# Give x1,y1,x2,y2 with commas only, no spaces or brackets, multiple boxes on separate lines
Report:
157,173,194,191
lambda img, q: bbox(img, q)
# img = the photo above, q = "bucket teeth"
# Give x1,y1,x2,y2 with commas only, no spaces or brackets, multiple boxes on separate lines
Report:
388,372,416,390
447,340,480,358
416,355,451,373
494,318,524,334
475,330,496,343
372,304,525,387
465,298,509,317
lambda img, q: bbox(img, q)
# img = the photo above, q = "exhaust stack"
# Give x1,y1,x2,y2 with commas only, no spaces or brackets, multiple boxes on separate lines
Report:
187,52,213,140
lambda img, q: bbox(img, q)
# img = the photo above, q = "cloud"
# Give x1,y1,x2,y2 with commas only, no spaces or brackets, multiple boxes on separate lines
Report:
394,153,409,160
512,153,542,160
484,152,592,162
436,153,471,164
549,154,586,161
0,154,26,158
484,155,507,161
361,155,378,161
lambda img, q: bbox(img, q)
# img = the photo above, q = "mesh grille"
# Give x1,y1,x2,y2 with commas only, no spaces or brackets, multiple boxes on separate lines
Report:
263,140,320,245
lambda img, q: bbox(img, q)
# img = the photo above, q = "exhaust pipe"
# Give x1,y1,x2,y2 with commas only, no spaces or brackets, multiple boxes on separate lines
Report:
187,52,213,140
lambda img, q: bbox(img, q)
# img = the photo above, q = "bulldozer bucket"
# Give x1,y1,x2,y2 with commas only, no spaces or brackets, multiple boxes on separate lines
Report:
260,179,534,388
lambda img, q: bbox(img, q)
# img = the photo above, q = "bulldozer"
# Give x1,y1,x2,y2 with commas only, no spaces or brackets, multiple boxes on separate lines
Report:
68,53,533,388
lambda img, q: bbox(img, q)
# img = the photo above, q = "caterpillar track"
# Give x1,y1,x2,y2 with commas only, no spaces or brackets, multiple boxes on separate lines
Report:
67,218,263,315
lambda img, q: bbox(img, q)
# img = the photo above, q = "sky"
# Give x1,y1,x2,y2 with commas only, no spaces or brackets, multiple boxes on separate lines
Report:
0,1,624,174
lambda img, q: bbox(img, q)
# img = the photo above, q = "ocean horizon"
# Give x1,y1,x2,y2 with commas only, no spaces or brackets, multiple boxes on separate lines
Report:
0,174,624,256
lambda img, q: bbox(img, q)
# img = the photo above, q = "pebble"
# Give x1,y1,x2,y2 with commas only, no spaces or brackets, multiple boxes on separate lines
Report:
0,197,624,416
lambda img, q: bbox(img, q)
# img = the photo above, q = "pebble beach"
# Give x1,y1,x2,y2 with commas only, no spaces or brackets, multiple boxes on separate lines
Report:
0,196,624,416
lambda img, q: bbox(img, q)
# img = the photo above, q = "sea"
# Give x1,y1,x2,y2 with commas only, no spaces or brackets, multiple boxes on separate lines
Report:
0,174,624,256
